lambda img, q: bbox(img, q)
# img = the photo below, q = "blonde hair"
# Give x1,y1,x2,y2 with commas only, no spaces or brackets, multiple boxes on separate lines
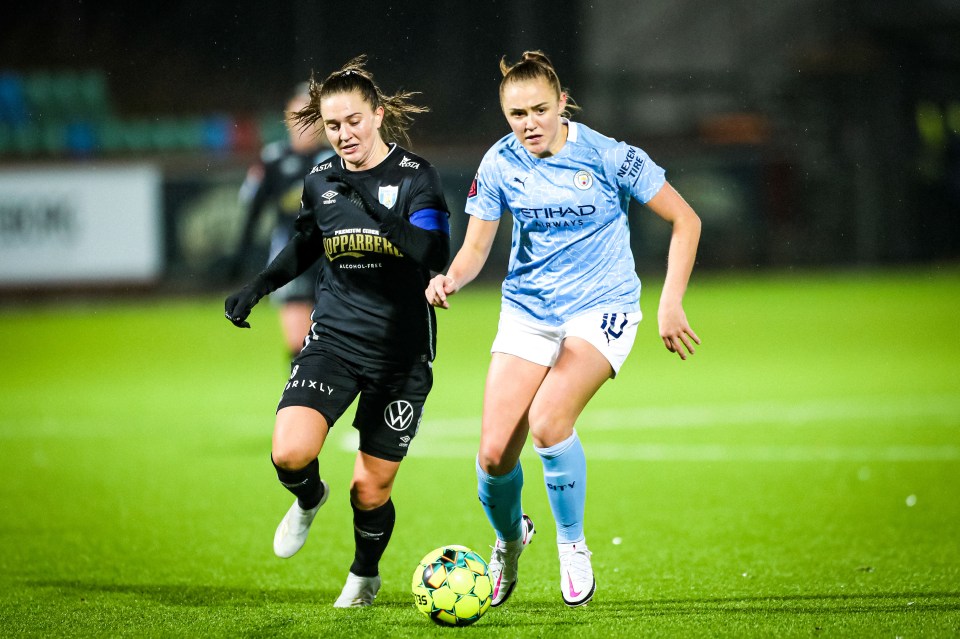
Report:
293,55,428,145
499,50,580,118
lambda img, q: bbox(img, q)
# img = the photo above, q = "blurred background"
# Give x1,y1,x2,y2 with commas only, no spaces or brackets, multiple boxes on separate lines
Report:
1,0,959,296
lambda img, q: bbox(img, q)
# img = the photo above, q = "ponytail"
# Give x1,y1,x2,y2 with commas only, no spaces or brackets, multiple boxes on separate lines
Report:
499,50,580,118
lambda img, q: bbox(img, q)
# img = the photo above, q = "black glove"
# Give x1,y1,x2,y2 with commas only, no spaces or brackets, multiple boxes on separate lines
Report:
224,278,269,328
326,171,387,222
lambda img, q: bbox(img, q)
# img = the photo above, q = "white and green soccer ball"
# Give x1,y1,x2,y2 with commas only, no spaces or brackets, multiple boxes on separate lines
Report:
411,545,493,626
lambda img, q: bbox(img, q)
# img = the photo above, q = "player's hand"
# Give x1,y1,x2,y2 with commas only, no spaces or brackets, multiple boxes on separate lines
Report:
224,282,265,328
658,303,700,360
425,274,458,309
326,171,383,221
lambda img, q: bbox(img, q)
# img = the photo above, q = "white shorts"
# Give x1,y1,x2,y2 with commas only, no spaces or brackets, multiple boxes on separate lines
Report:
491,310,641,376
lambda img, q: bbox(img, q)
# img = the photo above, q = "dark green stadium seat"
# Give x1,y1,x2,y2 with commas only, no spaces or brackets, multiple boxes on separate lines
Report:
97,118,125,153
123,119,155,152
77,70,111,119
259,113,287,146
23,72,55,115
11,124,41,155
0,124,12,155
38,121,67,155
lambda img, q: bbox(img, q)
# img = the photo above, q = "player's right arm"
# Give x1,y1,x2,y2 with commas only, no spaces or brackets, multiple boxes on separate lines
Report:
426,153,504,309
426,216,499,309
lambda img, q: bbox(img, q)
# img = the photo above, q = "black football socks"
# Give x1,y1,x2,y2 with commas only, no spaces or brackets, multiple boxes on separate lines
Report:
350,498,395,577
272,456,326,510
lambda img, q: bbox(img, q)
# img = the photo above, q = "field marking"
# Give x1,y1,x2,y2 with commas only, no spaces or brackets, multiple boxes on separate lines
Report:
337,393,960,461
419,393,960,433
337,432,960,462
550,443,960,462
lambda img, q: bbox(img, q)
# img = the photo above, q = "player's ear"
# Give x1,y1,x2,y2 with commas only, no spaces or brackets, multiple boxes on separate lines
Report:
558,92,568,113
374,105,385,129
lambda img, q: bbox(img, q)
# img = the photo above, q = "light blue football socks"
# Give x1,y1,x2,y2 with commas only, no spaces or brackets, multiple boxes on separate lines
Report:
535,430,587,544
476,457,525,542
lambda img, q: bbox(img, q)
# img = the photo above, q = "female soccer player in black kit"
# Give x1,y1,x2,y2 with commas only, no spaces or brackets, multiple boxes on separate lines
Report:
224,56,450,608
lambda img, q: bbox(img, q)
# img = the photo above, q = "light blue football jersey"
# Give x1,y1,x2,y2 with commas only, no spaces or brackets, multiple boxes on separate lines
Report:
466,120,666,325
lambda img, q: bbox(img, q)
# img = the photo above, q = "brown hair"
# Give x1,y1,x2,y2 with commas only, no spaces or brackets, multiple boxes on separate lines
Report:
293,55,428,145
499,50,580,118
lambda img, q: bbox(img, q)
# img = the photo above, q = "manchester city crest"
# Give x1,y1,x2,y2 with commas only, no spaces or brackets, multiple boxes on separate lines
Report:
574,170,594,190
378,185,399,209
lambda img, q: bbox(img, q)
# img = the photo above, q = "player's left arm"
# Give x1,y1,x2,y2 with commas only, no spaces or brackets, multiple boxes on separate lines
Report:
327,170,450,272
645,182,702,360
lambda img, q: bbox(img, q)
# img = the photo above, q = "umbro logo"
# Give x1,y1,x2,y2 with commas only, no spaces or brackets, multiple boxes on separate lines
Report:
399,156,420,169
321,189,338,204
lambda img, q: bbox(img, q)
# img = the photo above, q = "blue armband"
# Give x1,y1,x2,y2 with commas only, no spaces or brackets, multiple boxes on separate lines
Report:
409,208,450,235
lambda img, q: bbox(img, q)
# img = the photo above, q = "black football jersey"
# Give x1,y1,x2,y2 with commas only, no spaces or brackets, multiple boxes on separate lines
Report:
299,144,449,365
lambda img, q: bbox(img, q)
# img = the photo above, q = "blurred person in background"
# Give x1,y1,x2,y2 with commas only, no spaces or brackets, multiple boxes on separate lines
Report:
224,56,450,608
426,50,701,607
230,83,334,358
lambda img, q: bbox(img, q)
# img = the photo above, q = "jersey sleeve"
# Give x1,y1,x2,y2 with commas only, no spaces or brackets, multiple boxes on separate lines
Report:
406,165,450,216
464,150,504,221
604,142,666,204
373,164,450,272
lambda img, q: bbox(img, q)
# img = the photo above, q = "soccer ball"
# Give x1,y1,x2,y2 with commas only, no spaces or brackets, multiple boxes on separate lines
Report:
411,545,493,626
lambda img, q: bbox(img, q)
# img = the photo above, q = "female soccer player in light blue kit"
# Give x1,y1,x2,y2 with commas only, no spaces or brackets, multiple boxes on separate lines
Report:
426,51,701,607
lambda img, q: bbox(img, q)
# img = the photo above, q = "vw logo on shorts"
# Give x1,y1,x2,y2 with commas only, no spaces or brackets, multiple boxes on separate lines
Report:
384,400,414,431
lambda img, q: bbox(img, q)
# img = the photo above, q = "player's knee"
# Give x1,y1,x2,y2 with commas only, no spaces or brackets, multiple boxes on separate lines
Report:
477,446,514,476
527,410,574,449
350,480,389,510
271,445,314,471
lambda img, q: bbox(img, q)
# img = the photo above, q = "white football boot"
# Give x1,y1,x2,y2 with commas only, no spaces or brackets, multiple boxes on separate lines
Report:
488,514,536,607
333,572,382,608
272,479,329,558
558,540,596,606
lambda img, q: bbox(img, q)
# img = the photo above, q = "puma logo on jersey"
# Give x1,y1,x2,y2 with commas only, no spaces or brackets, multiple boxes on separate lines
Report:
513,176,527,187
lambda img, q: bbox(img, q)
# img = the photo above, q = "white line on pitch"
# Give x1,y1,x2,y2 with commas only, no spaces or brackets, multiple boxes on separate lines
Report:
336,432,960,462
418,393,960,434
335,393,960,461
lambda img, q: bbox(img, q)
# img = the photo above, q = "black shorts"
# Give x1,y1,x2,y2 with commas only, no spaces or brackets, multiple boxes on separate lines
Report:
277,349,433,462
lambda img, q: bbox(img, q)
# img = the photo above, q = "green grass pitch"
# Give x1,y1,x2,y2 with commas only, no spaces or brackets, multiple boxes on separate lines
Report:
1,267,958,637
